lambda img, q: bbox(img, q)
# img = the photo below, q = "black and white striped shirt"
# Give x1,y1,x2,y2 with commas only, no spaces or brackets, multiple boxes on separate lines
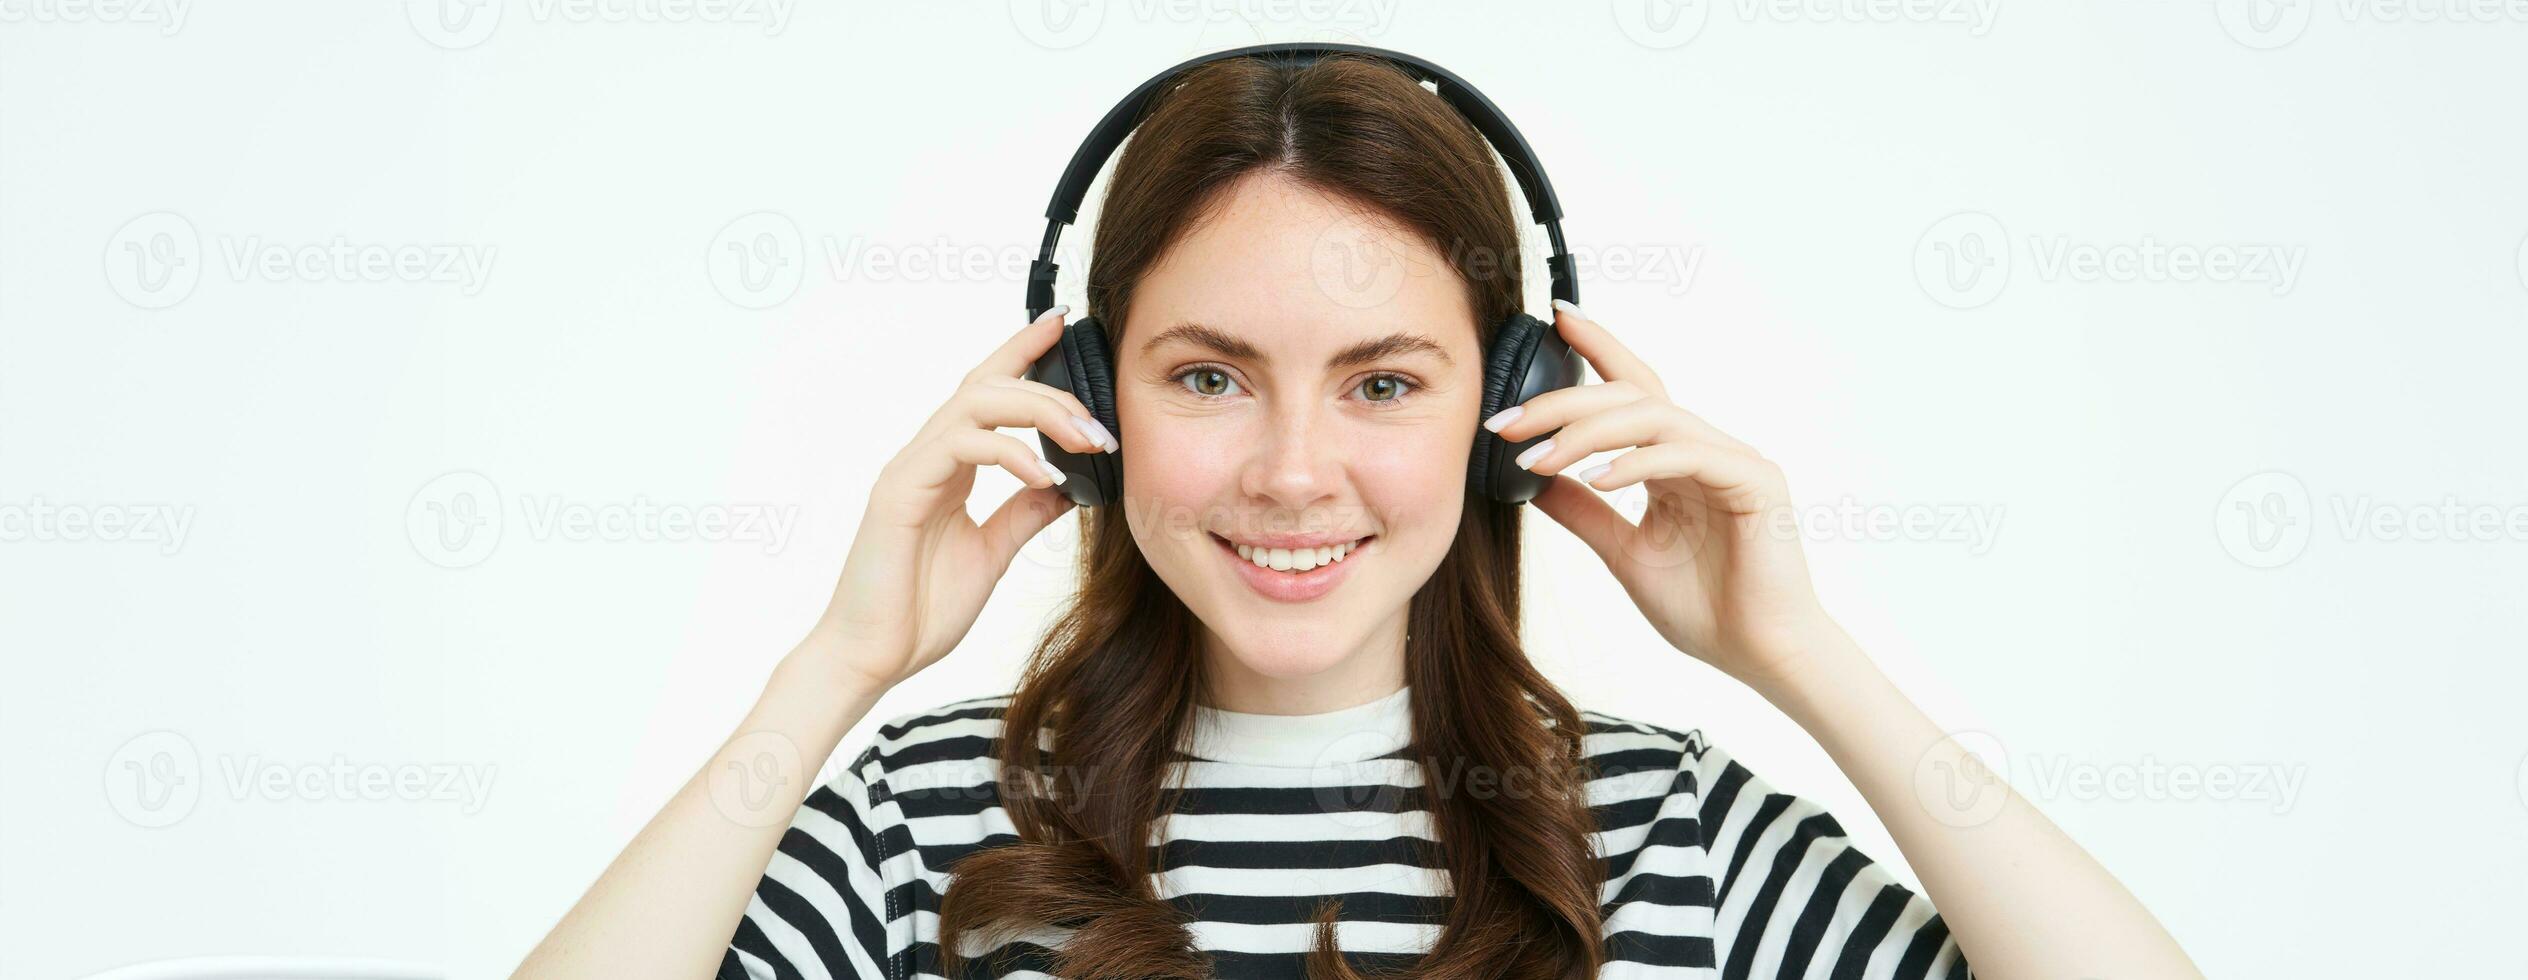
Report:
718,685,1972,979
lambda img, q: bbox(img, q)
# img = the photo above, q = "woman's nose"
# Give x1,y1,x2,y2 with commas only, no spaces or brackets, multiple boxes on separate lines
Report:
1243,408,1340,508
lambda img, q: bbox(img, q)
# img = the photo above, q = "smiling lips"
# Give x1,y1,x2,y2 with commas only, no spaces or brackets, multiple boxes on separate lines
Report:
1209,532,1374,603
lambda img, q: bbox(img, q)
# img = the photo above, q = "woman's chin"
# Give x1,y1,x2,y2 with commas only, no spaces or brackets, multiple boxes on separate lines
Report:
1212,633,1360,681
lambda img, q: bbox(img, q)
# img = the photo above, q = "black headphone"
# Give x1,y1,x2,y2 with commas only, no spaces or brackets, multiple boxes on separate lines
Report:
1024,42,1583,508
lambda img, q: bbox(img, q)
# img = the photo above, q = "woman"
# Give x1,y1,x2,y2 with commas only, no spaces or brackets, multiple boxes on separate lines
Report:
512,53,2198,980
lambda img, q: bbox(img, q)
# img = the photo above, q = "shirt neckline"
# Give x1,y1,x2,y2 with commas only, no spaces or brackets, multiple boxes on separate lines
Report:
1187,684,1414,768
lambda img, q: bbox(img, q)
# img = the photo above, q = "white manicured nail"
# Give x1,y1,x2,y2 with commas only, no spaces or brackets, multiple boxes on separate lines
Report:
1551,298,1584,319
1515,438,1555,471
1577,463,1611,483
1484,405,1523,433
1071,414,1116,452
1033,304,1069,324
1035,455,1066,485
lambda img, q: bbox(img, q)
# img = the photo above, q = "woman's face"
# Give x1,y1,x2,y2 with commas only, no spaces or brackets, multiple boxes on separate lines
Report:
1115,172,1485,704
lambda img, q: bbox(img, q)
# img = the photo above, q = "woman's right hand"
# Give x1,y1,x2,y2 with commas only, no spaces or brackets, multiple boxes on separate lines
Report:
801,305,1118,694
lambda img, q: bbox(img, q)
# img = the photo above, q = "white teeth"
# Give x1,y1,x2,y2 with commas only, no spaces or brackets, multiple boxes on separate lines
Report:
1232,539,1357,572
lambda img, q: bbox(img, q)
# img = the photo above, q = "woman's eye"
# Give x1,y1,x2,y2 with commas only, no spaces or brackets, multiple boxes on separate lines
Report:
1359,374,1415,404
1170,366,1415,405
1176,367,1239,398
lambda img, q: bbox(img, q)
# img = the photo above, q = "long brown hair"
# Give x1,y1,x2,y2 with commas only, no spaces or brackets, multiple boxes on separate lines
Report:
937,53,1606,979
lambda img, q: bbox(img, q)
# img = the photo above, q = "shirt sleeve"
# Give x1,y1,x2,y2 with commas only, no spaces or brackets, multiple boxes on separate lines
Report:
1686,731,1973,980
718,742,913,980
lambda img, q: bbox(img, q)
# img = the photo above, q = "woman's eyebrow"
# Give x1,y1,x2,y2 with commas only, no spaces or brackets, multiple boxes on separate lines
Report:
1141,322,1454,369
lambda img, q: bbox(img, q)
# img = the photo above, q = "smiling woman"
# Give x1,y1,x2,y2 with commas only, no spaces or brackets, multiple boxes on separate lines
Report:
507,43,2196,980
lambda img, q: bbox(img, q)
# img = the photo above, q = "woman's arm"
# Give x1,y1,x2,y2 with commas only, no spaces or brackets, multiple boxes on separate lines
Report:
1752,620,2199,979
1507,300,2199,979
510,307,1107,980
511,639,880,980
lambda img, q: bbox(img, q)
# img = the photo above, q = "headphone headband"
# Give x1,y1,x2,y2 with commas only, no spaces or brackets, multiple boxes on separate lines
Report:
1024,42,1577,320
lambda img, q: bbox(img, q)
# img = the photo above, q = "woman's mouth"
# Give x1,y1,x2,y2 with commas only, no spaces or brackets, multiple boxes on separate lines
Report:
1208,532,1374,603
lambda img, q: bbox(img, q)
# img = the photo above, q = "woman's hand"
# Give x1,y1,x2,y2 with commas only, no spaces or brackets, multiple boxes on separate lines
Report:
1501,301,1843,696
800,305,1118,694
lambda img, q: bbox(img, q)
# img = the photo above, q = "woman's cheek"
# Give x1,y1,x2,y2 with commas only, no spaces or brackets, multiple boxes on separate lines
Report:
1345,424,1467,539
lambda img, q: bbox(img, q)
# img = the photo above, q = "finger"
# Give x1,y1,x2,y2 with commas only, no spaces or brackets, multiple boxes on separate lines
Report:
1507,398,1693,477
963,304,1072,386
978,375,1115,450
1551,300,1667,402
1572,440,1785,512
931,381,1115,456
898,427,1066,492
980,483,1076,571
1530,473,1635,566
1662,403,1756,455
1481,379,1653,444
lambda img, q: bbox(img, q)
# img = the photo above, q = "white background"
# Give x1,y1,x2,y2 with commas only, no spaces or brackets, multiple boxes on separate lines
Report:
5,1,2524,977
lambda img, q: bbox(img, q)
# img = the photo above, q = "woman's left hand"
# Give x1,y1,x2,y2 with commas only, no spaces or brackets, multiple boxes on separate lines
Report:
1494,301,1844,696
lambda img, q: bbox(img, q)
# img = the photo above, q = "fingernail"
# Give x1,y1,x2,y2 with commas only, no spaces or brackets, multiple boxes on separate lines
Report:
1033,304,1070,324
1072,414,1116,452
1483,405,1524,433
1577,462,1611,483
1514,437,1555,471
1036,454,1067,485
1551,298,1584,319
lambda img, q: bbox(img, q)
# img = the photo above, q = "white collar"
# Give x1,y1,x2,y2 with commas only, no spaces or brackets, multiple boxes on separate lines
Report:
1186,684,1413,768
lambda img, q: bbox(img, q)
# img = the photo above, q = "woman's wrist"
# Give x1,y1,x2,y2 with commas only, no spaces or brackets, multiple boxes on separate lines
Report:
1734,615,1880,719
773,630,896,717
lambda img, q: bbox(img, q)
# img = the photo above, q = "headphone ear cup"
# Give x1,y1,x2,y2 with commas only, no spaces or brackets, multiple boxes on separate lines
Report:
1024,314,1123,507
1469,311,1584,504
